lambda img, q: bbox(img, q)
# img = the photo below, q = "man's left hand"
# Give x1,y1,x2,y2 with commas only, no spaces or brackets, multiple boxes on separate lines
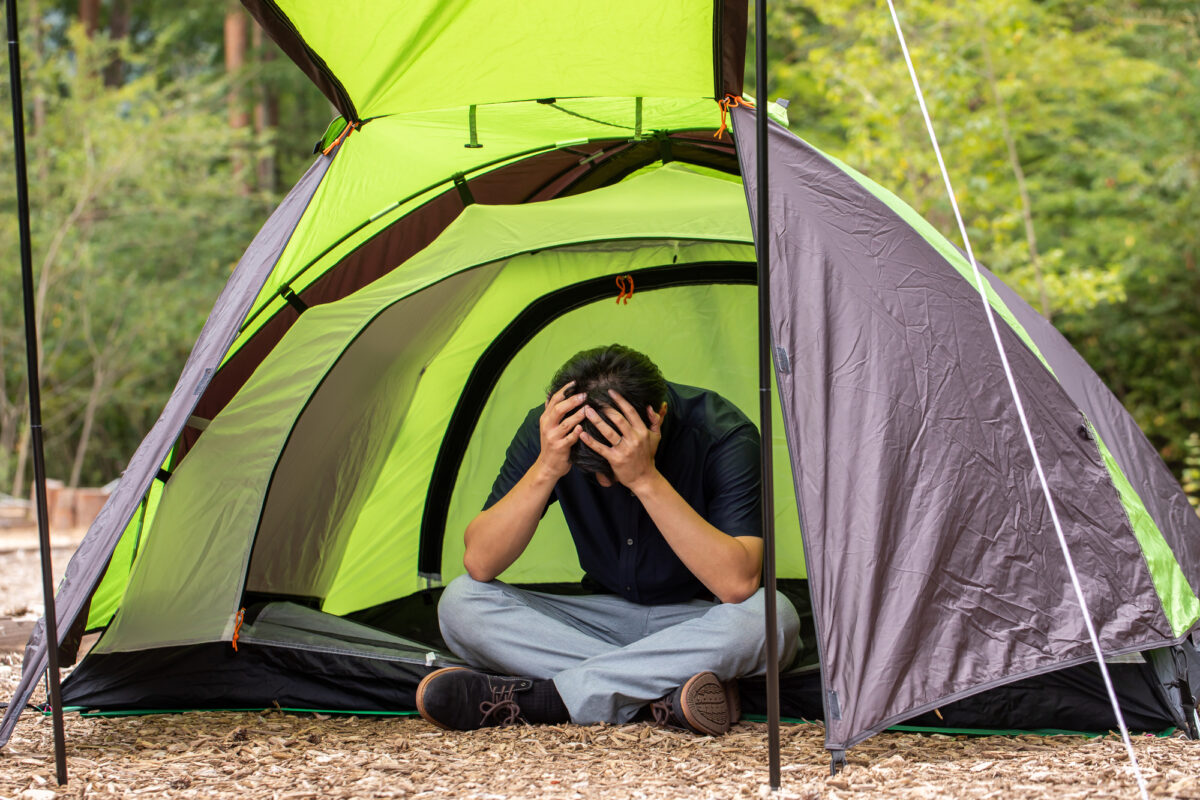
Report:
580,390,666,493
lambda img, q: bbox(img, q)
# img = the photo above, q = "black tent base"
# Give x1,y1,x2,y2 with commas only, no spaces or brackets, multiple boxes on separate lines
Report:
61,639,1181,735
739,662,1181,734
61,586,1190,737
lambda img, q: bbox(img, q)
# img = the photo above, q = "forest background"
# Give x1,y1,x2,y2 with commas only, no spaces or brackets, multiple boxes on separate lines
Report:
0,1,1197,509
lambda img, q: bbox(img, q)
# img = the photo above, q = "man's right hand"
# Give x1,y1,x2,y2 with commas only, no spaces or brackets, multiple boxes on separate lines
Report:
534,381,588,481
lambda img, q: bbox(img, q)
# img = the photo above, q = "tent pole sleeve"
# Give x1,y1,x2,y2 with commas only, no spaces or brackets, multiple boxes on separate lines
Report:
6,0,67,783
754,0,782,790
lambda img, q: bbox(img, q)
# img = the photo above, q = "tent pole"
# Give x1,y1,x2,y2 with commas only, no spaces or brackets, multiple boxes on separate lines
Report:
5,0,68,785
754,0,781,791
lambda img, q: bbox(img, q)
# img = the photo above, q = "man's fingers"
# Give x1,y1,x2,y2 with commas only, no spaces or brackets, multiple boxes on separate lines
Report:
546,380,577,409
585,406,622,445
607,390,646,432
543,391,585,429
579,429,612,456
600,405,632,435
558,408,587,432
553,392,586,420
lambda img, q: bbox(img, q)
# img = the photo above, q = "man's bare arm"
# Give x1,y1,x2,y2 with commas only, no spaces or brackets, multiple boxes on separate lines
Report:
626,474,763,604
463,383,587,582
580,392,763,604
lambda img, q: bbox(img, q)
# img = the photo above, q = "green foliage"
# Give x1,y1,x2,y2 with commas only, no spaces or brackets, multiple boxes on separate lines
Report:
755,0,1200,476
0,17,260,488
1183,433,1200,514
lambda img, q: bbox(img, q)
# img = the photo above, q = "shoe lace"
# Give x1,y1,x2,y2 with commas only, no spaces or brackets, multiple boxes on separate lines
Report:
650,698,673,728
479,683,523,727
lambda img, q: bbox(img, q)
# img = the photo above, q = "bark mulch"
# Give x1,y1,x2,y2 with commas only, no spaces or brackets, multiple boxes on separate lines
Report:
1,650,1198,800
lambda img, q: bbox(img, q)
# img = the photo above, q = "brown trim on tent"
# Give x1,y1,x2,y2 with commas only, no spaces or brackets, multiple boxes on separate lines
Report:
241,0,358,122
715,0,748,100
181,134,738,462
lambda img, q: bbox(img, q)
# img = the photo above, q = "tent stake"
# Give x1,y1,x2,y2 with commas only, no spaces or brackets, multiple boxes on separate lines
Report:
754,0,782,791
5,0,68,785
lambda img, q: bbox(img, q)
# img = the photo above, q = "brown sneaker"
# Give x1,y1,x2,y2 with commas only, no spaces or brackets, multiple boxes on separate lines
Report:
650,672,740,736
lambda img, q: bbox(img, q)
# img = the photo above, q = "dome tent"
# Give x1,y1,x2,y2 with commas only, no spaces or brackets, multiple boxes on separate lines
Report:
5,0,1200,758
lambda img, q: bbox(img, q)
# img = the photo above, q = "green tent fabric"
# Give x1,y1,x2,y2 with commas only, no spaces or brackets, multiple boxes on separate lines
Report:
242,0,747,119
234,98,729,351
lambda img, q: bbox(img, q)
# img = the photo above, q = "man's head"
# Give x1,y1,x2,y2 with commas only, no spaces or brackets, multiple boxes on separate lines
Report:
549,344,667,482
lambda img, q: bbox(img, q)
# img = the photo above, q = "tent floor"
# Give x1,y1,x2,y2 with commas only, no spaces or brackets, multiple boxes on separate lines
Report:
61,595,1185,734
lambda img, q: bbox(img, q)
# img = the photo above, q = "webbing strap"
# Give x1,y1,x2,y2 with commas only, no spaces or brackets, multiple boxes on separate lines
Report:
453,173,474,206
279,286,308,314
655,131,674,164
465,105,482,149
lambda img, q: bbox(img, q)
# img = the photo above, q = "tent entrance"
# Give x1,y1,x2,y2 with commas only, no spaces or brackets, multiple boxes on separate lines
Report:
419,259,758,579
240,258,810,616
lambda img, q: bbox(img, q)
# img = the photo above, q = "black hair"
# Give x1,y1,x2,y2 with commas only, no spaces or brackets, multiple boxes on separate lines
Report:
548,344,667,481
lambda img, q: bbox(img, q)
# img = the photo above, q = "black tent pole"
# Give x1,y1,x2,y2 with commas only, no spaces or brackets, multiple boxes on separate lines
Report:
754,0,781,791
5,0,68,785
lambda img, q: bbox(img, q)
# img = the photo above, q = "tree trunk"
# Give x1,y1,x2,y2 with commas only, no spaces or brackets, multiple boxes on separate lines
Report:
252,24,279,194
68,366,105,489
79,0,100,38
103,0,131,88
12,419,29,501
29,0,45,136
226,3,251,196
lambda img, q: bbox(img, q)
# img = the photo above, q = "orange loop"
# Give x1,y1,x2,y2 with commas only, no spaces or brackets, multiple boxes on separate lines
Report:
231,607,246,652
714,94,756,140
322,120,361,156
613,274,635,304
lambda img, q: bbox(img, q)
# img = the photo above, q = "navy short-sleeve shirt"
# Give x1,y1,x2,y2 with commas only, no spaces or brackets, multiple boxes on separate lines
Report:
483,382,761,605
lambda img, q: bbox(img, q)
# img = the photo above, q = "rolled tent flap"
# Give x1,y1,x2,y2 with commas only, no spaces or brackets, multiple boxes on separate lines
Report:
731,108,1189,751
242,0,747,119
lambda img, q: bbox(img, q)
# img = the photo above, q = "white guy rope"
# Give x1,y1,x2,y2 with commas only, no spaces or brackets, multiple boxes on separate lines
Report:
883,3,1150,799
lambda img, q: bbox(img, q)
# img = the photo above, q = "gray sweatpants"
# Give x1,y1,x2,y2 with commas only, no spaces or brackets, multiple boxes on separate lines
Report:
437,575,801,724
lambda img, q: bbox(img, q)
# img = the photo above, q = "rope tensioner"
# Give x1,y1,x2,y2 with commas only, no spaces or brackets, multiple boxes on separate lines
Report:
615,274,635,304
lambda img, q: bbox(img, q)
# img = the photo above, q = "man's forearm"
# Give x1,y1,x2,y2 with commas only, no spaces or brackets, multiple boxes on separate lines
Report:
630,471,763,604
463,459,559,582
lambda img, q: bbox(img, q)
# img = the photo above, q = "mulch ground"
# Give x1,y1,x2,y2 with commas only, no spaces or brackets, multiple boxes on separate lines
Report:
2,528,1199,799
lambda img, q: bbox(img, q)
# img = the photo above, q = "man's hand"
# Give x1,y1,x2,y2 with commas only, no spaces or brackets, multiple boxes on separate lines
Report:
463,382,585,582
534,381,588,481
580,390,666,493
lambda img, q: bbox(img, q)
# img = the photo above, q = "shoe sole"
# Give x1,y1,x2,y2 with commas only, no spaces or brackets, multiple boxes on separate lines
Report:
680,672,731,736
415,666,470,729
723,679,742,726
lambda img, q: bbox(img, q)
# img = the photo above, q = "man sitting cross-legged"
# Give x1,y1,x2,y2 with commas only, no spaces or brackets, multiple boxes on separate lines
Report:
417,344,799,734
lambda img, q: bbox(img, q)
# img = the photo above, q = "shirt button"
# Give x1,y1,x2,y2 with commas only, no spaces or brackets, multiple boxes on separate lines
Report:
626,538,634,546
625,586,631,592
